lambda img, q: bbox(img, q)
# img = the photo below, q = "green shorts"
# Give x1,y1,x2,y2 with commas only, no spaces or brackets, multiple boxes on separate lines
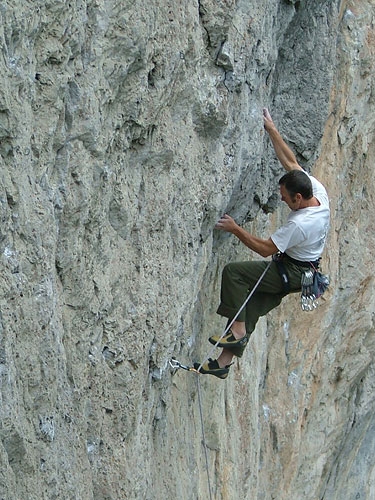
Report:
216,259,304,357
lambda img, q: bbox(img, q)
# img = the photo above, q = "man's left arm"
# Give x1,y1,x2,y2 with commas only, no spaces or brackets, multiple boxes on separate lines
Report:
215,214,278,257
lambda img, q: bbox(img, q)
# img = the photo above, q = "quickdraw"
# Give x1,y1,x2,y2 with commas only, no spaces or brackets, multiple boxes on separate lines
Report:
169,358,198,373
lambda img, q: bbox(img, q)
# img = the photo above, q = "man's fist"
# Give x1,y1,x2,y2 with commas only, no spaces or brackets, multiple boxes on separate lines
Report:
263,108,275,132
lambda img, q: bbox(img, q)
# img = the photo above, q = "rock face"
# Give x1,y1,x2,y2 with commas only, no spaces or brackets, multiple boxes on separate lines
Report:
0,0,374,498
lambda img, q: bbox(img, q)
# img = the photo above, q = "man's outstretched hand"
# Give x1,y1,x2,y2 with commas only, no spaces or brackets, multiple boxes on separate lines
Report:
262,107,302,171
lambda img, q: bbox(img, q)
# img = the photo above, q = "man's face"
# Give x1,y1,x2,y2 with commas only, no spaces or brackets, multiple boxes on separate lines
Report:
280,184,301,211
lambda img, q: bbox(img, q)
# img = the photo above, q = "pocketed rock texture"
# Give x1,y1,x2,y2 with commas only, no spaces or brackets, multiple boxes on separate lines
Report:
0,1,374,499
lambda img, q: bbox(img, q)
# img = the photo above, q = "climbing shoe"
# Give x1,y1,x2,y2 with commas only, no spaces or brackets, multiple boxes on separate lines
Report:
209,330,248,351
193,358,230,379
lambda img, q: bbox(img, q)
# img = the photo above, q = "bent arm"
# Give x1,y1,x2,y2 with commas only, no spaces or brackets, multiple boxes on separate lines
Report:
263,108,302,172
215,215,279,257
231,227,279,257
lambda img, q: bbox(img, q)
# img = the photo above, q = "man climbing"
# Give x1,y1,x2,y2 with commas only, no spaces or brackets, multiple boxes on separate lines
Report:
194,108,330,378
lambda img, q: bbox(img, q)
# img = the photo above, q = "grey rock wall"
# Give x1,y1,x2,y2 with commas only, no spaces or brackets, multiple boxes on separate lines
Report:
0,0,374,499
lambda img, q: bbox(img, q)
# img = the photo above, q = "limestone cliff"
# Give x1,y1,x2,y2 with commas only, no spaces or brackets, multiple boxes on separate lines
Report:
0,0,374,499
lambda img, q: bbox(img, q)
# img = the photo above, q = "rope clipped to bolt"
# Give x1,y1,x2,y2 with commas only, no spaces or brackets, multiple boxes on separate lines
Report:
169,261,273,500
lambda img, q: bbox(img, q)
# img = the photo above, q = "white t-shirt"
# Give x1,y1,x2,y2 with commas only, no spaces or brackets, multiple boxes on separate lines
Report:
271,173,330,261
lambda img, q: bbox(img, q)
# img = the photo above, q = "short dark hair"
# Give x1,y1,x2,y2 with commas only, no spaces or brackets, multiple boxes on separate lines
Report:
279,170,313,200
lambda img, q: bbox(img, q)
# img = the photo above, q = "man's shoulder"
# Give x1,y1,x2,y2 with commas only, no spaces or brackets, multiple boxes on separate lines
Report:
307,173,329,206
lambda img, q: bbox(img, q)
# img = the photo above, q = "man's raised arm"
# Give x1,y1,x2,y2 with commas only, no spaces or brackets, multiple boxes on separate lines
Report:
263,108,302,172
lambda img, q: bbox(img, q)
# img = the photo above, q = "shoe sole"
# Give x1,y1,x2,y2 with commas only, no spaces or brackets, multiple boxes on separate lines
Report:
193,363,229,379
208,336,247,350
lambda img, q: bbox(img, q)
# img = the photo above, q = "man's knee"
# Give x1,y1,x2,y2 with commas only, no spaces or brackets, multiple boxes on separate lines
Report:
222,262,242,279
223,262,235,273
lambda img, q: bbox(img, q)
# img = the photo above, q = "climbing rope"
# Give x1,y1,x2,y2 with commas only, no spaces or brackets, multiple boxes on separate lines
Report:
169,259,273,499
196,375,213,500
168,360,212,498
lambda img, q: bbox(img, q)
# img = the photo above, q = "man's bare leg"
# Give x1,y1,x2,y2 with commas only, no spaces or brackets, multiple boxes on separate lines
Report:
217,348,234,367
230,320,246,339
216,320,246,367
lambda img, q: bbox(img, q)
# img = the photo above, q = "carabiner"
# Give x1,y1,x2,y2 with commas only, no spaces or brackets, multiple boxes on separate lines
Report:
169,358,191,371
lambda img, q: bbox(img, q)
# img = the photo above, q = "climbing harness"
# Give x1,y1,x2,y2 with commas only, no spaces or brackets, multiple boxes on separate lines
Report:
272,253,290,293
272,253,330,311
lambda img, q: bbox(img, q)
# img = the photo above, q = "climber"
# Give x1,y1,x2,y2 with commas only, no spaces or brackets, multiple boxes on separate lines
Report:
194,108,330,379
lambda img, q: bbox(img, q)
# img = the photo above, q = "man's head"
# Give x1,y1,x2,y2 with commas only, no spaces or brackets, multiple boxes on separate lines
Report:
279,170,313,210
